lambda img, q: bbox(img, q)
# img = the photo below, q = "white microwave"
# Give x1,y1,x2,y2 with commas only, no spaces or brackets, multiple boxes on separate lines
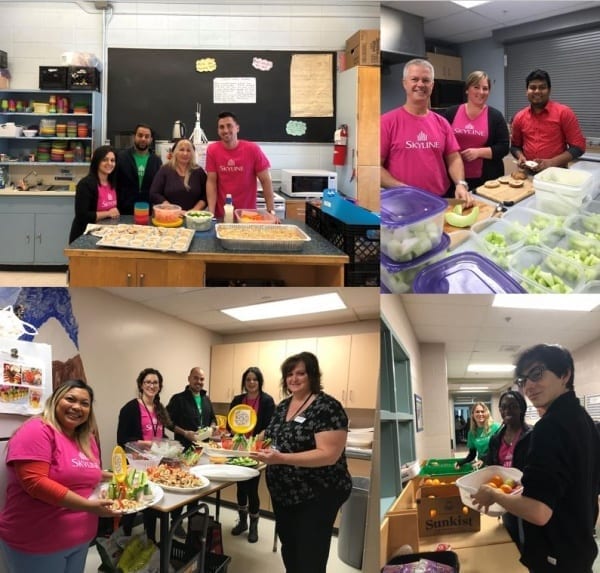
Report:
280,169,337,198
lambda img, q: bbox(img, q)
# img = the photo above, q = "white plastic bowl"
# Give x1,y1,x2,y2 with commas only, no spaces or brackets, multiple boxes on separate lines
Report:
22,129,38,138
456,465,523,517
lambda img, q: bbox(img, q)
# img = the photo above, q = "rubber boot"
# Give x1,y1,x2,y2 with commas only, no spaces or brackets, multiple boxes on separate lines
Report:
248,514,259,543
231,506,248,536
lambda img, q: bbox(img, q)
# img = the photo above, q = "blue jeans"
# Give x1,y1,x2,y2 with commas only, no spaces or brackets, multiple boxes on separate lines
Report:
0,539,90,573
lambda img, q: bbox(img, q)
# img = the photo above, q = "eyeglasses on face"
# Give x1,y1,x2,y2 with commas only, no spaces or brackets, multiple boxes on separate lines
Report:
143,380,160,386
515,365,546,388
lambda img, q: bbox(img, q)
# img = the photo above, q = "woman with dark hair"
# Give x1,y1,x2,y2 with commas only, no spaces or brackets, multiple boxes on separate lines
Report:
227,367,275,543
472,344,600,573
149,138,207,211
484,390,533,554
253,352,352,573
69,145,120,242
117,368,173,539
0,380,119,573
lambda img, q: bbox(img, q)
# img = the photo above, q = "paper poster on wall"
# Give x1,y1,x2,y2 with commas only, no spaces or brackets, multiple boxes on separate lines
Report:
290,53,333,117
0,338,52,416
213,77,257,103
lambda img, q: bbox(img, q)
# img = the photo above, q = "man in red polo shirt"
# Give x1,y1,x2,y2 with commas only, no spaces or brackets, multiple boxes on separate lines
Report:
511,69,585,172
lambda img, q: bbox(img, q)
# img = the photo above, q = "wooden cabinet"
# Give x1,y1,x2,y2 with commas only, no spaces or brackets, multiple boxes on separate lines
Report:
0,195,73,265
347,332,379,409
258,340,287,402
317,335,351,404
285,199,307,222
209,345,234,403
336,65,380,213
285,337,317,356
426,52,462,80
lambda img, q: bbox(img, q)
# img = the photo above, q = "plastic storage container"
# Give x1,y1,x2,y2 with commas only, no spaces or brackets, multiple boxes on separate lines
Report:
456,466,523,517
381,233,450,293
565,213,600,241
471,218,525,268
502,205,566,245
509,245,585,293
412,252,526,294
534,167,594,214
338,476,370,569
234,209,277,224
419,458,473,477
381,187,447,262
185,210,213,231
153,203,183,224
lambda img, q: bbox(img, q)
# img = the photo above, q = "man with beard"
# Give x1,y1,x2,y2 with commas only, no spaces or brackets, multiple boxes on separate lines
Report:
116,123,162,215
380,58,473,205
511,69,586,172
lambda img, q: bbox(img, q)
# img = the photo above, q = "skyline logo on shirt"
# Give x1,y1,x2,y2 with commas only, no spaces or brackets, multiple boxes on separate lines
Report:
220,158,244,173
71,451,100,469
454,122,485,136
405,130,441,149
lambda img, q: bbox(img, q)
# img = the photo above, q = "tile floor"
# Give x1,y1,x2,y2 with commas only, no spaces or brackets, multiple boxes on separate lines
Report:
84,506,361,573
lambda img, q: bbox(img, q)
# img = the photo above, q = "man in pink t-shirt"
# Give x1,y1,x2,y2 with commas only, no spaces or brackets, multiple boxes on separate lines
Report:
206,112,276,219
381,59,473,206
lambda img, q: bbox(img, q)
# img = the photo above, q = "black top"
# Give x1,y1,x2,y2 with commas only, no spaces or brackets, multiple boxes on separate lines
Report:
69,174,100,243
519,391,600,572
116,147,162,215
228,392,276,436
439,104,510,189
166,387,216,449
484,423,533,470
116,398,167,447
264,392,352,507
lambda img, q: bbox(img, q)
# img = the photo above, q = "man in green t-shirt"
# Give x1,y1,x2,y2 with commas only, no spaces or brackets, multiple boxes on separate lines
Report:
116,123,162,215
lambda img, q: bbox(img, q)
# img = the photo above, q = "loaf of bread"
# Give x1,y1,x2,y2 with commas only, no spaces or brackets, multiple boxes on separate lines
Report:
484,179,501,188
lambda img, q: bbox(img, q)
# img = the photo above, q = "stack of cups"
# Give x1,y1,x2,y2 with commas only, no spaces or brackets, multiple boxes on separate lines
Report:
134,202,150,225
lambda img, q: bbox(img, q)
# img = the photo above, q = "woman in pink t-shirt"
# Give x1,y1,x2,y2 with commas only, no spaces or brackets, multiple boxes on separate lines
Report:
440,71,509,190
69,145,120,243
0,380,118,573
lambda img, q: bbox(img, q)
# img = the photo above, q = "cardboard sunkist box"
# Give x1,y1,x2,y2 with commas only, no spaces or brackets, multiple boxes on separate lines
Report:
416,484,480,537
345,29,380,68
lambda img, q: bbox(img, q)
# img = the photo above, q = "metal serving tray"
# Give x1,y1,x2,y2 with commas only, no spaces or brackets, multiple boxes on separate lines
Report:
215,223,311,252
95,224,194,253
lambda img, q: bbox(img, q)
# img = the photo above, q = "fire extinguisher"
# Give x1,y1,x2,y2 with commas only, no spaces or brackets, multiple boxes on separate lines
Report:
333,124,348,166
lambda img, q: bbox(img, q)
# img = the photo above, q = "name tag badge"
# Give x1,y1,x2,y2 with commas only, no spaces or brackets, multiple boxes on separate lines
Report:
294,416,306,424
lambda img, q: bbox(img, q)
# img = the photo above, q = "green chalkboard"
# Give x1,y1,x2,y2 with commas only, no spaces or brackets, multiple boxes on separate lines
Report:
107,48,336,144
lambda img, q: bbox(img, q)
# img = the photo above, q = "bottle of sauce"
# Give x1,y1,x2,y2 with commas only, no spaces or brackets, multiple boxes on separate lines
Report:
223,193,234,223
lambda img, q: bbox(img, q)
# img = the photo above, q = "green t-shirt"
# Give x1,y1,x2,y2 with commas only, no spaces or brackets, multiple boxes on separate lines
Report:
134,153,150,190
194,393,203,426
466,421,501,459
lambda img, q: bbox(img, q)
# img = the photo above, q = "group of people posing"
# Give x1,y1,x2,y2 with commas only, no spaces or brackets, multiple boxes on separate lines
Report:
0,351,352,573
454,344,600,573
381,60,586,205
68,111,277,243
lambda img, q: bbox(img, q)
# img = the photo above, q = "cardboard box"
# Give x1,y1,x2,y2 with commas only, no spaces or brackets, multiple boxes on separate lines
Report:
345,29,380,68
416,485,480,537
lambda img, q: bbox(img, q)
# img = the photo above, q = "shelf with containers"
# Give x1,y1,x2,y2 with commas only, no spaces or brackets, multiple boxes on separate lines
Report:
0,89,101,172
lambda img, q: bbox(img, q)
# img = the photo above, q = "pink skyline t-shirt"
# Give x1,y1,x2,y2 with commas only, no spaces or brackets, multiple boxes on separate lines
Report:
0,418,102,553
205,140,270,218
450,104,489,179
139,401,163,440
381,107,460,196
97,182,117,212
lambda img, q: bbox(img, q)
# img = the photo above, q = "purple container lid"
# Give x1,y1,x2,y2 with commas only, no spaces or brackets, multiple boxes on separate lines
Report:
412,251,526,294
381,186,447,226
381,233,451,272
380,283,391,294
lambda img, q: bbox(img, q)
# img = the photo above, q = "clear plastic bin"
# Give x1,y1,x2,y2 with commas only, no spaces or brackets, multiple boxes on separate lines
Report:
565,213,600,242
471,218,525,266
534,167,594,215
502,205,566,245
509,245,585,293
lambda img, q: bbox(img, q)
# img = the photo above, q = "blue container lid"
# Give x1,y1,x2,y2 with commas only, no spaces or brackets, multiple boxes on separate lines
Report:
412,251,526,294
381,233,451,272
381,186,447,226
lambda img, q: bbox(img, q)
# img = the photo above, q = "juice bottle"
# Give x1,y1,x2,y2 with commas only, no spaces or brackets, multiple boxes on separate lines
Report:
223,193,234,223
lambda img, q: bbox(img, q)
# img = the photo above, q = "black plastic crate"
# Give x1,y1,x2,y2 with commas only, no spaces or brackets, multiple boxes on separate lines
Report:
345,263,379,287
170,539,231,573
305,201,322,234
67,66,100,90
39,66,68,89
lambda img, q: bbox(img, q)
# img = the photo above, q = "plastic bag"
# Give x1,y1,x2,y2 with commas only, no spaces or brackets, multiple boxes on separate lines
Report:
61,51,103,71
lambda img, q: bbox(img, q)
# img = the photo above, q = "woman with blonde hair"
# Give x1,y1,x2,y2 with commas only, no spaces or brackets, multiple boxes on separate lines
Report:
455,401,501,470
149,138,207,212
440,70,509,190
0,380,119,573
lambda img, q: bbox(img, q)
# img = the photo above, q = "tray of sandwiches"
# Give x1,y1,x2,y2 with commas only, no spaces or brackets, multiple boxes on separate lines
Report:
95,224,195,253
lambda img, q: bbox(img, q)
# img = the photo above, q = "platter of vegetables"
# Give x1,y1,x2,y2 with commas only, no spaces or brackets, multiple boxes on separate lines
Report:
203,435,271,458
93,468,163,513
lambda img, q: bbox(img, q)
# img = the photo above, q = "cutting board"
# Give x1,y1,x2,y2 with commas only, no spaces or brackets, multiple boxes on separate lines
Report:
443,198,496,234
475,178,534,205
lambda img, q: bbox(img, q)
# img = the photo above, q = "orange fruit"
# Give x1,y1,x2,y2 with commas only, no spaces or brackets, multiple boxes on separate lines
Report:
432,478,441,485
490,475,504,488
487,481,498,488
499,484,513,494
424,478,433,486
430,509,437,518
428,495,436,499
462,506,469,515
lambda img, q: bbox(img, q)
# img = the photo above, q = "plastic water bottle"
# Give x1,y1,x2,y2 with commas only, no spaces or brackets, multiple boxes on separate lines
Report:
223,193,234,223
0,166,6,189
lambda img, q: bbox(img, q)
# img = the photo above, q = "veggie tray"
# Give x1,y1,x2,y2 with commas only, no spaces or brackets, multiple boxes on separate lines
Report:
95,224,194,253
227,456,259,467
91,481,163,514
215,223,311,252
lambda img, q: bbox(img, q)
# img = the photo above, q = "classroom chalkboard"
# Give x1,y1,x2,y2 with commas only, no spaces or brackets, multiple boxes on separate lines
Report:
107,48,336,145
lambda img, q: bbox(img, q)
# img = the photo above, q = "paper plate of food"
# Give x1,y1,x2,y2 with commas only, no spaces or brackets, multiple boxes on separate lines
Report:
191,464,260,482
91,480,163,514
147,464,210,493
